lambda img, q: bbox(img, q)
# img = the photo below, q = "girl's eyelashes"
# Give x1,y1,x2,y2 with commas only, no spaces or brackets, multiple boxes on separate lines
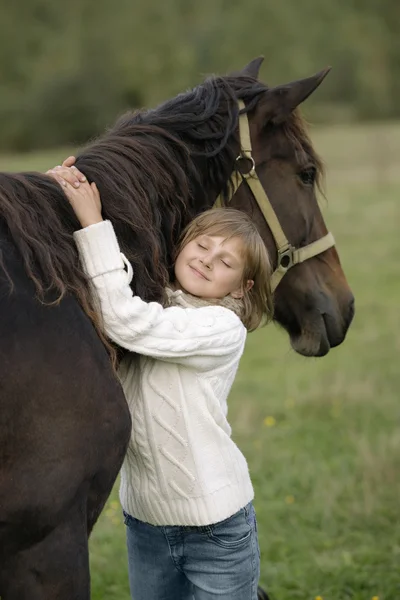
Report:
196,242,232,267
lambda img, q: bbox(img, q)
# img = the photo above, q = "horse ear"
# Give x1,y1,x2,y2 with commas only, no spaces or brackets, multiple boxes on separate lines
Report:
238,56,264,79
260,67,331,124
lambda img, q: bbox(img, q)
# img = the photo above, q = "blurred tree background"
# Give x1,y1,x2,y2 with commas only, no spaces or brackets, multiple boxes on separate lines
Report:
0,0,399,152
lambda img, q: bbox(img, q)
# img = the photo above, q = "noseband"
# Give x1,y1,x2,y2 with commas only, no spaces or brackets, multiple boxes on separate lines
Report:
214,101,335,291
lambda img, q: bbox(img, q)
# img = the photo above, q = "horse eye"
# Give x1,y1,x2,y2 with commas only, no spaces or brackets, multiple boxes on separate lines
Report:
299,167,316,186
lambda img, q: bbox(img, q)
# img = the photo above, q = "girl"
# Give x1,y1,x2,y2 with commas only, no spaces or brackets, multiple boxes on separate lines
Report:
48,163,273,600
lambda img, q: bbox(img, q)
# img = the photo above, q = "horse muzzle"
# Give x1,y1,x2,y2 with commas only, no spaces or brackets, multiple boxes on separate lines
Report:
289,292,355,357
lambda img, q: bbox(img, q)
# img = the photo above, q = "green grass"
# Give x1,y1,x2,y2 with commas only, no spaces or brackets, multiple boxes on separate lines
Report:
1,123,399,600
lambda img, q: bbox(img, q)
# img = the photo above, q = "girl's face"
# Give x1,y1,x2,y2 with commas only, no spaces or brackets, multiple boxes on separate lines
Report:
174,234,253,299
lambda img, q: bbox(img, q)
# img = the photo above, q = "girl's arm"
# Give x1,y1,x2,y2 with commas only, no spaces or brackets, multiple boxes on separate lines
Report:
74,220,246,369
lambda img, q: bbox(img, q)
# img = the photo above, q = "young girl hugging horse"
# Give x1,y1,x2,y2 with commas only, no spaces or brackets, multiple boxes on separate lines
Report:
47,163,273,600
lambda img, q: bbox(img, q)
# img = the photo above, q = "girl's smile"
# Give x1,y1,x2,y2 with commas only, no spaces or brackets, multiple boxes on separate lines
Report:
189,265,209,280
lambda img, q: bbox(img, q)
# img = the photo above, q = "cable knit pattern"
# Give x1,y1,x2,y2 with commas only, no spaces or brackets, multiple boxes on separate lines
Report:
74,221,254,526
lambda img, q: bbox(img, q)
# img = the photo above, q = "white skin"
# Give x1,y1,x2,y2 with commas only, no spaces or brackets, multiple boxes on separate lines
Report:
46,159,254,300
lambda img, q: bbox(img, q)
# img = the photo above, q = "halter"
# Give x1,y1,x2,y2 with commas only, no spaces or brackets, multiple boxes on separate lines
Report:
214,101,335,291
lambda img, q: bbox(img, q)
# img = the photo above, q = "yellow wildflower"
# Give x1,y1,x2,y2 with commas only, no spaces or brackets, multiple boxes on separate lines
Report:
263,416,276,427
315,596,323,600
285,495,295,504
371,597,379,600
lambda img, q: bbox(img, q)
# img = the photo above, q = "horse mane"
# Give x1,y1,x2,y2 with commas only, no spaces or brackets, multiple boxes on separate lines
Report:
73,75,268,303
0,72,322,365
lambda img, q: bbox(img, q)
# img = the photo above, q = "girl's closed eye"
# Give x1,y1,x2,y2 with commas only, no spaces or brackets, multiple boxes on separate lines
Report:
197,243,207,250
221,260,231,268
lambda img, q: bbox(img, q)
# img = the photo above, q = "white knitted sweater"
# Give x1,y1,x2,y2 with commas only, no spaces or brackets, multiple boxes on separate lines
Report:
74,220,254,526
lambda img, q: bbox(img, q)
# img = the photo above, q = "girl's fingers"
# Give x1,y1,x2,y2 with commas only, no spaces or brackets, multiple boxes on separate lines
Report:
90,182,100,197
61,157,86,183
46,170,68,187
71,165,86,182
62,156,76,168
53,165,81,188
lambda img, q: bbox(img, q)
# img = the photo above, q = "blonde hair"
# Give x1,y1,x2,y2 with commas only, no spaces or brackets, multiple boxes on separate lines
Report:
175,208,274,331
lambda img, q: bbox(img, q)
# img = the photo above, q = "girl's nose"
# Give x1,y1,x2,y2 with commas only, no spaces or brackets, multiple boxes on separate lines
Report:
200,256,213,269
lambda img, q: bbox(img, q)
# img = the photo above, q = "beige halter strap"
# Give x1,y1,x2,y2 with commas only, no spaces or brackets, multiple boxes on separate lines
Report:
214,100,335,291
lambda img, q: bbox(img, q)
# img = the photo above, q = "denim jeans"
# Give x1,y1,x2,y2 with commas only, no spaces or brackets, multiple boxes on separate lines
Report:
124,502,260,600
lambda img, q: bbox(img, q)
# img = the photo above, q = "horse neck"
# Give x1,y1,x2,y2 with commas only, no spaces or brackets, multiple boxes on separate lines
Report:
149,89,240,213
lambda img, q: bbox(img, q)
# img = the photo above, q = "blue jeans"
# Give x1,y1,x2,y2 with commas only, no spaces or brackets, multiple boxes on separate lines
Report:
124,502,260,600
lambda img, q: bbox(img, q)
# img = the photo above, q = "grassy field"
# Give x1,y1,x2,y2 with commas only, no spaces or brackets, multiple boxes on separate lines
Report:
1,122,399,600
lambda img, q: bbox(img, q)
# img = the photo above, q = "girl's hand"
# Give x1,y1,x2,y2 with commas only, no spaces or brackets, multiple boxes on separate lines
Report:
46,164,103,228
46,156,86,189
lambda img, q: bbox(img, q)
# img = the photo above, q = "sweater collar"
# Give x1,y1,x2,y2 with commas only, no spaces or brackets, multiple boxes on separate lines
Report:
165,287,244,321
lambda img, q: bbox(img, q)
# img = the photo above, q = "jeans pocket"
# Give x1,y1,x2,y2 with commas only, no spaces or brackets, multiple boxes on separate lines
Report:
208,507,253,549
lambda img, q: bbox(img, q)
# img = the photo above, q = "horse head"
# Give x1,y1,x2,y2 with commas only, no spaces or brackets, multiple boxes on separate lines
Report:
74,58,354,357
215,58,354,356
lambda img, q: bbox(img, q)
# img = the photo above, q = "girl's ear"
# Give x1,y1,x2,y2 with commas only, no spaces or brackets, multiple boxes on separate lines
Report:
231,279,254,299
244,279,254,293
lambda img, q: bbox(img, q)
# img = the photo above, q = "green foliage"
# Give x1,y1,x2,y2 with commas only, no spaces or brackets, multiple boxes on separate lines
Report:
0,0,400,151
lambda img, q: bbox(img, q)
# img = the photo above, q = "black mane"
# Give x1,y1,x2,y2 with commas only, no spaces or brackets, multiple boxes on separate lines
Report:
74,75,268,302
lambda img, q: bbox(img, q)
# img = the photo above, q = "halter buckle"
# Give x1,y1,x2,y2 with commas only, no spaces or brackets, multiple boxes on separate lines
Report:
277,246,295,271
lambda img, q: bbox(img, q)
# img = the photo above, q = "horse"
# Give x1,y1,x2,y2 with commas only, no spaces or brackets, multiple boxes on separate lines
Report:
0,57,354,599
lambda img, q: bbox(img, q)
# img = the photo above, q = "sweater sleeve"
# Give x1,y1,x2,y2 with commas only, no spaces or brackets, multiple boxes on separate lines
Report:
73,220,246,369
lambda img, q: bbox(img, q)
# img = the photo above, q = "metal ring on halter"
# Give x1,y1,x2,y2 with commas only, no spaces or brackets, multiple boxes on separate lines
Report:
235,154,256,178
277,246,295,271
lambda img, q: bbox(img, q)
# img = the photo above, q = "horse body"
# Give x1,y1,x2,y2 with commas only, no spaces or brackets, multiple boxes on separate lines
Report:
0,59,354,598
0,222,131,597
